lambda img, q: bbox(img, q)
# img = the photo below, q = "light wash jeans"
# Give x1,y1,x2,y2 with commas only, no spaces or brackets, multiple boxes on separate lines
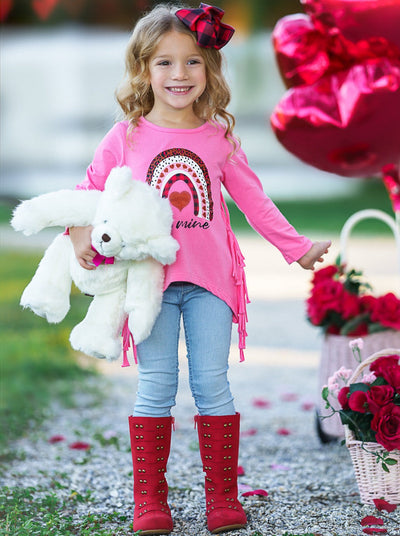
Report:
133,283,236,417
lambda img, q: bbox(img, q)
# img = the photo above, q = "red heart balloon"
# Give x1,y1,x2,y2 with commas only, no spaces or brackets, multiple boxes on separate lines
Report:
301,0,400,48
272,14,332,88
270,58,400,177
273,10,400,89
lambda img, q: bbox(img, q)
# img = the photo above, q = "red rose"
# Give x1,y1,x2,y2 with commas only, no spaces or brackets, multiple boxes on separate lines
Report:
366,385,395,414
359,294,377,313
341,290,360,320
311,264,339,285
338,386,350,409
307,279,344,325
370,292,400,330
347,322,369,337
382,365,400,393
370,355,399,378
348,391,368,413
371,403,400,451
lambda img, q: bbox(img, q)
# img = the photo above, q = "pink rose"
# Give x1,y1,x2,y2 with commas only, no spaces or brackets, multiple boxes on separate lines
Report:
366,385,395,414
348,391,368,413
371,403,400,451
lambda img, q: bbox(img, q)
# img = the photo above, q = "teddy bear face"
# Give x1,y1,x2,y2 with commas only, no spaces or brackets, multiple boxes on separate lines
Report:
91,174,177,263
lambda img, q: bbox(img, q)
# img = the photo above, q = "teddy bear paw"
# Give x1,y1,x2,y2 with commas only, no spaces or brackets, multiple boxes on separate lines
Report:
21,284,70,323
70,323,121,361
128,314,154,346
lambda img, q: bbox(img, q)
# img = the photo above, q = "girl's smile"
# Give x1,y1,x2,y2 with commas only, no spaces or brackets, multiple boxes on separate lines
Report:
147,31,206,125
167,86,193,94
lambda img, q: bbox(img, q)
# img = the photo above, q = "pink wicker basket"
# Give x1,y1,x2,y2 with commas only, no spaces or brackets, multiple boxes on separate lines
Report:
344,348,400,505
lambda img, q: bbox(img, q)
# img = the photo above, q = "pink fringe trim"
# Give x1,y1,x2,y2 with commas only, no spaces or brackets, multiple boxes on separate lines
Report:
121,317,137,367
221,195,250,362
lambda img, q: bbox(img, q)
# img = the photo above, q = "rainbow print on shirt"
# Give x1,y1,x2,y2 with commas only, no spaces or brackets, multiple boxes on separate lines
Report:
146,148,214,221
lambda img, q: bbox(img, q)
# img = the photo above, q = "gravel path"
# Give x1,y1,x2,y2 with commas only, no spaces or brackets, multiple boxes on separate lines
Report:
2,233,400,535
3,348,400,535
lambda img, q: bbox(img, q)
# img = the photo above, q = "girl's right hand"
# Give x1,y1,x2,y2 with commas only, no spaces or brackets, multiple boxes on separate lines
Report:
69,225,96,270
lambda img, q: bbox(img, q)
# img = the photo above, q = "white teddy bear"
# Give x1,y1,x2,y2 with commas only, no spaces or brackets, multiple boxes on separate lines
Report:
11,166,179,362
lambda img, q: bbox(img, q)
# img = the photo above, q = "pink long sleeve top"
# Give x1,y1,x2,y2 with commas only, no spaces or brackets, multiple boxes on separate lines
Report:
78,117,312,360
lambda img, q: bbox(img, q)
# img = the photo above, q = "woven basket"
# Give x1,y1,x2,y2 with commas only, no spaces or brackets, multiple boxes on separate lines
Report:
318,331,400,438
317,209,400,440
344,348,400,505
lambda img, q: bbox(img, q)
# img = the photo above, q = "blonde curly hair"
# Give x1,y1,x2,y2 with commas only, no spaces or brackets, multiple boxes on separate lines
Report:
115,3,236,144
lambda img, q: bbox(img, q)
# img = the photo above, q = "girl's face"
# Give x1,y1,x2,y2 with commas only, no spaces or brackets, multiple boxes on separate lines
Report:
148,31,207,120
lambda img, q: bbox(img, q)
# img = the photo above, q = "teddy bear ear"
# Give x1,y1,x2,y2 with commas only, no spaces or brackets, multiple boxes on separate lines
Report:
104,166,133,198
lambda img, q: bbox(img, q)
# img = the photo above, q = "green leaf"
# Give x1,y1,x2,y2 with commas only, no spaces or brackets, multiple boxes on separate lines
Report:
349,382,369,394
385,458,398,466
339,410,356,427
340,313,369,336
371,376,387,387
322,386,329,401
368,322,389,334
382,463,389,473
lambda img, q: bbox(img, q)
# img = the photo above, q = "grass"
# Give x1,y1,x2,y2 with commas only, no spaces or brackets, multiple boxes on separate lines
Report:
226,178,394,235
0,250,96,460
0,486,134,536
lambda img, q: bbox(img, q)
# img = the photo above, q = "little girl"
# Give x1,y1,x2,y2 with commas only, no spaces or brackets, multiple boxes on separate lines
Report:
70,3,331,534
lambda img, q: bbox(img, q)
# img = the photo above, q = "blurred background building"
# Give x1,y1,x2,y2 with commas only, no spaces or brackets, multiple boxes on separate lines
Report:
1,0,356,200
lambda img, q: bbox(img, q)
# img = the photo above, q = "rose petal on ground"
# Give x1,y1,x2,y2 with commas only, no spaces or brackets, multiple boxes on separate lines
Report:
48,435,66,443
361,516,384,526
241,428,257,437
238,483,252,492
280,392,299,402
237,465,245,476
242,489,268,497
373,498,397,512
270,463,291,471
69,441,91,450
252,397,271,408
277,428,291,435
362,529,387,534
301,401,315,411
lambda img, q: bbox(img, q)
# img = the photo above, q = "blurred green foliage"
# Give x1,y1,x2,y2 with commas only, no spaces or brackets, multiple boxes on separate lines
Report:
227,179,394,235
0,251,95,460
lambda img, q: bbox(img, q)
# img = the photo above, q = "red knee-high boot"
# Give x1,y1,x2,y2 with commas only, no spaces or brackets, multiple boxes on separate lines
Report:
195,413,247,534
129,416,174,535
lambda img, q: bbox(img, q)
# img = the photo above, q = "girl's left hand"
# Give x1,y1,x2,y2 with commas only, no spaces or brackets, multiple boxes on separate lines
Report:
297,240,331,270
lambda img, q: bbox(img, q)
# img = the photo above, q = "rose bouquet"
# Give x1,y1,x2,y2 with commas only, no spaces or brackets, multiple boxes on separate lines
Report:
307,261,400,337
322,347,400,471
